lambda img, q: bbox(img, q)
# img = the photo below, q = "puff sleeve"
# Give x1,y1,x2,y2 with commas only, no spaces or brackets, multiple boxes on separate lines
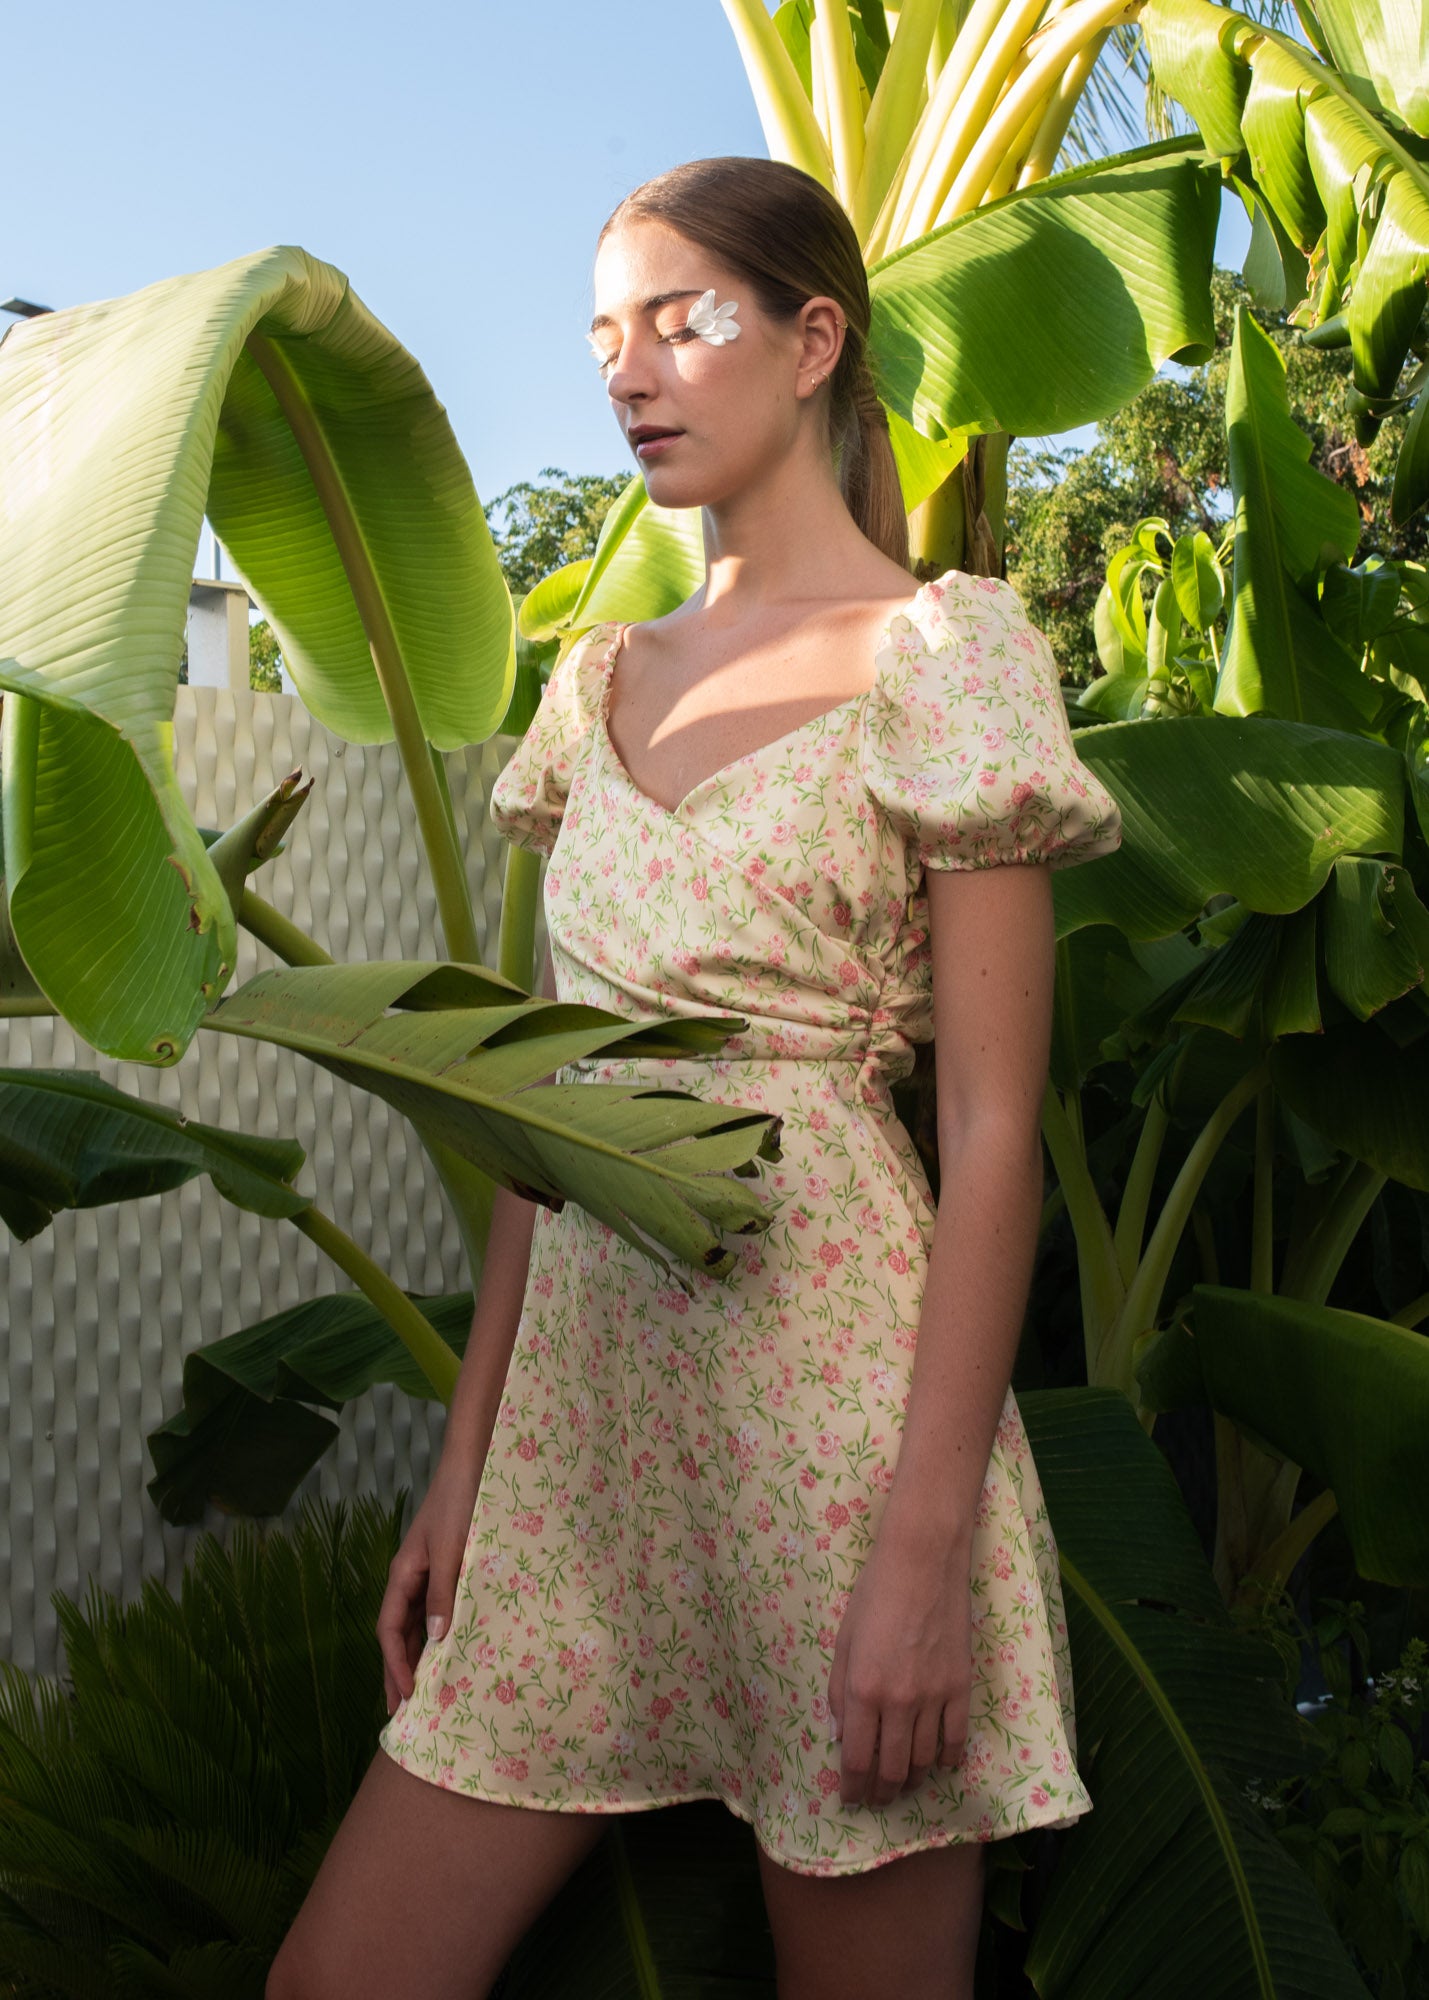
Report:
488,622,618,858
862,573,1122,873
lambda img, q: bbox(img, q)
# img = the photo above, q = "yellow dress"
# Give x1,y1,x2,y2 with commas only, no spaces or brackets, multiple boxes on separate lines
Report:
379,569,1123,1876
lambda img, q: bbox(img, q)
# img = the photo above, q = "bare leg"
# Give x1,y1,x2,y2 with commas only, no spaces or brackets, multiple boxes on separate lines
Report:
756,1838,987,2000
266,1748,610,2000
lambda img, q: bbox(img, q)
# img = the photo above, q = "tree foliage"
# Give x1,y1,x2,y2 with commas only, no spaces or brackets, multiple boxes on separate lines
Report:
1007,267,1429,683
486,464,627,595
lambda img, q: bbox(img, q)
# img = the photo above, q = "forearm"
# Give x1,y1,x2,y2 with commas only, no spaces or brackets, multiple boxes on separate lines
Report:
881,1120,1045,1557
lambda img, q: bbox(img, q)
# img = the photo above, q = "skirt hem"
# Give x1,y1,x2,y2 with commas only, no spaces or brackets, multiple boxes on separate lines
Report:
378,1740,1093,1879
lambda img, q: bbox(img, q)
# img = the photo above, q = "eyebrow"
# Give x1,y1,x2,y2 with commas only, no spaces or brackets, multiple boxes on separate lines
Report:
588,289,703,334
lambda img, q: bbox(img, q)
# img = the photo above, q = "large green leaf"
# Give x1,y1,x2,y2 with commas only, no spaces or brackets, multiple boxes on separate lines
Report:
1216,306,1373,731
0,1068,307,1241
866,138,1220,443
204,961,784,1282
1022,1387,1367,1999
1311,0,1429,139
1271,1020,1429,1190
1053,716,1403,940
0,247,512,1061
566,476,708,635
1153,1286,1429,1586
147,1289,475,1524
1144,1,1429,516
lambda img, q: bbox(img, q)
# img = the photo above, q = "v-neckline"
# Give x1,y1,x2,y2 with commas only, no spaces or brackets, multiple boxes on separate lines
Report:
595,579,934,821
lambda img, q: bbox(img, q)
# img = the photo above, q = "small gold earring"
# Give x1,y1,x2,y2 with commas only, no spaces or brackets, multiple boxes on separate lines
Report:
812,371,828,387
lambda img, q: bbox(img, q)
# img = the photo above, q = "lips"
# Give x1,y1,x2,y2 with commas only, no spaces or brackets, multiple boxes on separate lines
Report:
628,426,681,446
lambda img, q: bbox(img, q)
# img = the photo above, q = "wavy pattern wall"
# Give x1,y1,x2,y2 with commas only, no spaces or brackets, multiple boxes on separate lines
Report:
0,684,533,1678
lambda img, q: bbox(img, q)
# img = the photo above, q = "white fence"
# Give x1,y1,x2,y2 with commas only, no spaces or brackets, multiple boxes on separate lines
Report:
0,683,530,1677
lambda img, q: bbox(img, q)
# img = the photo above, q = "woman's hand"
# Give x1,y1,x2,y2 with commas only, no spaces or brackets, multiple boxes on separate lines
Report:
377,1452,486,1717
826,1519,974,1809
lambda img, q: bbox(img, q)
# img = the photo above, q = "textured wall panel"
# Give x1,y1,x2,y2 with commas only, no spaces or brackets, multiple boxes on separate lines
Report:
0,685,537,1678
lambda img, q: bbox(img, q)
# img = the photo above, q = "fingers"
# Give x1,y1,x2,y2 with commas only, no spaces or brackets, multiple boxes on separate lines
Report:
937,1696,968,1770
898,1705,944,1797
376,1543,430,1713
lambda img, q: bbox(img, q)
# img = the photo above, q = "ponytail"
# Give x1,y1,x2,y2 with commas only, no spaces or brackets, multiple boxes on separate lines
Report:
833,357,910,571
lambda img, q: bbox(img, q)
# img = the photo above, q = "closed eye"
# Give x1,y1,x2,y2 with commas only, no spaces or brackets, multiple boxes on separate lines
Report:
590,325,698,376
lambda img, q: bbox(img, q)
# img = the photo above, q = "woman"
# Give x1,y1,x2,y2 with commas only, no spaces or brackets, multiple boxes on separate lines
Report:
267,155,1121,2000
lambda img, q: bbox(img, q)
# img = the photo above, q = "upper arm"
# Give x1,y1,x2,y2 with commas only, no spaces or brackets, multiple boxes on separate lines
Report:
925,862,1055,1150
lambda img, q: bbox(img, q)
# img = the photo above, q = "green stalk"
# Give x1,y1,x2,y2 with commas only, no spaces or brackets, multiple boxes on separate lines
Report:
0,997,56,1017
237,889,334,968
1041,1080,1124,1369
608,1824,662,2000
289,1202,460,1402
1113,1093,1170,1285
1245,1487,1339,1603
245,331,481,968
1107,1064,1266,1392
497,842,541,992
1016,24,1109,183
856,0,942,237
1392,1288,1429,1330
1283,1160,1385,1308
1250,1082,1274,1295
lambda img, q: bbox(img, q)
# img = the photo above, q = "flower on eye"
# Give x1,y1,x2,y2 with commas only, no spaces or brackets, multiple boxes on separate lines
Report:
686,289,740,345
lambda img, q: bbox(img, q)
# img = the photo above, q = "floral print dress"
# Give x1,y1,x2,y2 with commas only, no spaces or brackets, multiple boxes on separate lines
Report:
378,567,1123,1877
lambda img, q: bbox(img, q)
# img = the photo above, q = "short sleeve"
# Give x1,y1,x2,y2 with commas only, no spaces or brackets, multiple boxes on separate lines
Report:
488,622,619,858
861,574,1122,874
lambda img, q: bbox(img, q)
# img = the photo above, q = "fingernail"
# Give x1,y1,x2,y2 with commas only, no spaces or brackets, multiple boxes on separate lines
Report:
427,1614,447,1640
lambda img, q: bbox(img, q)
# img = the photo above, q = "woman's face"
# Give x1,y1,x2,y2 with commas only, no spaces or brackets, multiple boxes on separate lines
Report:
589,216,827,511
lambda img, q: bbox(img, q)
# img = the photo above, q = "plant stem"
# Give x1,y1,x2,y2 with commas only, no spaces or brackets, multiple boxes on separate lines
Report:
245,331,481,968
289,1203,460,1402
497,842,541,992
1251,1082,1274,1295
1284,1159,1385,1308
1108,1063,1266,1393
1041,1081,1124,1374
237,890,334,968
1114,1093,1170,1285
0,997,56,1016
1245,1487,1339,1603
1392,1288,1429,1330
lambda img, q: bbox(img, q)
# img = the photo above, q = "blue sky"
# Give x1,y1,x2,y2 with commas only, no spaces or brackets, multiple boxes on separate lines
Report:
6,0,1249,515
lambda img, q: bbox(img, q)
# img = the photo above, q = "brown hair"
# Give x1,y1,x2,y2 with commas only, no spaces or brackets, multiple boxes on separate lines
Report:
600,156,910,572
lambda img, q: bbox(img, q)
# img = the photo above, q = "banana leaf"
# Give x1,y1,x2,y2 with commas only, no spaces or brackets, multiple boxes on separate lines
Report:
203,961,783,1282
147,1287,476,1526
0,246,512,1062
866,138,1220,444
1143,0,1429,520
1138,1285,1429,1587
1217,305,1373,732
1053,716,1404,941
1021,1387,1368,1999
0,1069,307,1241
1272,1020,1429,1191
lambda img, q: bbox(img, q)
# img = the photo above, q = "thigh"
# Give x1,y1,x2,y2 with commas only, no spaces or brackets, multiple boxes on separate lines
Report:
266,1747,610,2000
755,1837,987,2000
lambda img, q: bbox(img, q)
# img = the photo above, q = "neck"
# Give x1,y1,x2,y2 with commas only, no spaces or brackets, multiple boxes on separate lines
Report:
695,442,877,618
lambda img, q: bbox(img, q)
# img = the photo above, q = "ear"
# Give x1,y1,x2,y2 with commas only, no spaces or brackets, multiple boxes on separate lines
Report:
794,296,846,400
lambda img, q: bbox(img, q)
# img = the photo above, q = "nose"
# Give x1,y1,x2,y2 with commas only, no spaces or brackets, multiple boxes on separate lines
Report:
603,330,656,407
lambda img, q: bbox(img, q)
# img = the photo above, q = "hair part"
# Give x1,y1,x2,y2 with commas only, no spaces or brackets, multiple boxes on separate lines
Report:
600,156,911,572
